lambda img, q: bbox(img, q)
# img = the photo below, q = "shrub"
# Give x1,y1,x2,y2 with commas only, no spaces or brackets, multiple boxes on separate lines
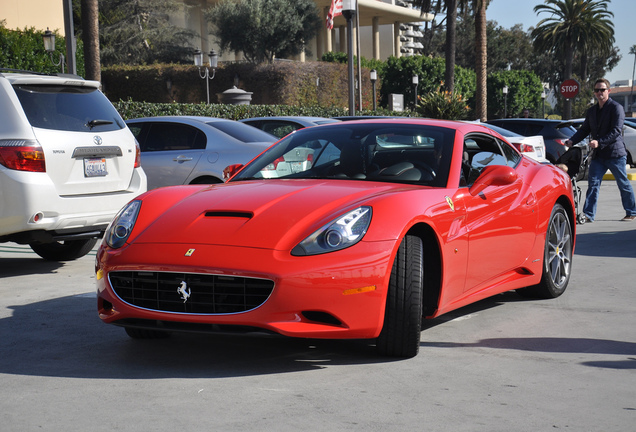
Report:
417,84,471,120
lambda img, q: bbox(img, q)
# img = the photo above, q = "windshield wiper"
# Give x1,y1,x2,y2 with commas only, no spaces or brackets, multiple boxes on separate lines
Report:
87,119,114,129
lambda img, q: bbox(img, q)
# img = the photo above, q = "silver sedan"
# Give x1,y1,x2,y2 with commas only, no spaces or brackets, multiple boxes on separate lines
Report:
127,116,276,189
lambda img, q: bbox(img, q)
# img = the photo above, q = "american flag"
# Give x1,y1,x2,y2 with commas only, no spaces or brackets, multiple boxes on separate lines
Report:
326,0,343,30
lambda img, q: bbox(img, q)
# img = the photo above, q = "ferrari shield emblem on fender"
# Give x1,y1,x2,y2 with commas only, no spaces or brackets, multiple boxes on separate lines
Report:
185,248,195,257
445,196,455,211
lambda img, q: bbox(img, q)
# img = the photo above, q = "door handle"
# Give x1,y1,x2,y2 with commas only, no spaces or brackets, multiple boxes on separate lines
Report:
173,155,193,162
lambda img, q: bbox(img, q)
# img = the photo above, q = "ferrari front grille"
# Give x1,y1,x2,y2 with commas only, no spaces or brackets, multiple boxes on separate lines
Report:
108,271,274,314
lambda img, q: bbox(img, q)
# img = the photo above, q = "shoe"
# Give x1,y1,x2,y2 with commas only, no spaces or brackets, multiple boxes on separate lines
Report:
621,215,636,221
579,215,593,223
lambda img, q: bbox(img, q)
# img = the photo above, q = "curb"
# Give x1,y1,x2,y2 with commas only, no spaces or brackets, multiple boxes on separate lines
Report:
603,167,636,181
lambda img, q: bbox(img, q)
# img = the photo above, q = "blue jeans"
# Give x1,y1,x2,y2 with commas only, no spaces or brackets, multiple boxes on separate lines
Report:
583,155,636,220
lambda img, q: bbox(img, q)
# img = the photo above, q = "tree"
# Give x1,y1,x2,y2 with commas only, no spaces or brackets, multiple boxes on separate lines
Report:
531,0,614,119
487,70,544,119
98,0,199,66
0,21,85,75
414,0,488,119
81,0,100,81
415,0,459,93
206,0,320,64
473,0,488,121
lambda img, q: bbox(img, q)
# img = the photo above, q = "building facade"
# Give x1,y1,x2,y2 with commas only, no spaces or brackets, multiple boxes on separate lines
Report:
1,0,65,33
174,0,434,63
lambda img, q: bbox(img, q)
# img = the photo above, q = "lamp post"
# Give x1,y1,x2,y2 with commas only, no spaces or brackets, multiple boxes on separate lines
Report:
194,48,218,104
370,69,378,111
541,91,546,119
412,74,418,110
342,0,357,116
503,85,509,118
43,28,64,73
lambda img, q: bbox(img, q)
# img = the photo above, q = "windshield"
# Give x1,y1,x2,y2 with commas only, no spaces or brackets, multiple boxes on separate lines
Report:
231,122,455,187
207,121,276,143
14,85,125,132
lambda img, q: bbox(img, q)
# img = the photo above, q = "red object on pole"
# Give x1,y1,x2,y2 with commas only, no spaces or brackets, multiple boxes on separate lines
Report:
560,79,580,99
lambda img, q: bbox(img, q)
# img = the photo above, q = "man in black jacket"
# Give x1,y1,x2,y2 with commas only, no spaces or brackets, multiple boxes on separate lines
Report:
565,78,636,222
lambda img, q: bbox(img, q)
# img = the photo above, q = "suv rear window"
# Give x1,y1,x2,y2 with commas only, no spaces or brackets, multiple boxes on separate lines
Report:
14,85,125,132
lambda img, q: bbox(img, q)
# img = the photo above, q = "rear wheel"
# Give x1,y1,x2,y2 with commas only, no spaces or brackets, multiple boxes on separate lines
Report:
518,203,572,298
30,238,98,261
376,235,423,358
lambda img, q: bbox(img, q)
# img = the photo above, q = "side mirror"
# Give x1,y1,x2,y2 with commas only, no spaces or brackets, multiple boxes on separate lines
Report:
469,164,517,196
223,163,244,181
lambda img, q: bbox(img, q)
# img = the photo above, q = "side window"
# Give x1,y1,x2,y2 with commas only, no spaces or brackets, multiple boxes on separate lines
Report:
464,134,513,185
142,123,202,152
498,138,521,167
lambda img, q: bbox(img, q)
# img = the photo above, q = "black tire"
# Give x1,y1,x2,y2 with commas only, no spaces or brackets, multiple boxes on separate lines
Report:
518,203,573,299
124,327,170,339
29,238,98,261
376,235,424,358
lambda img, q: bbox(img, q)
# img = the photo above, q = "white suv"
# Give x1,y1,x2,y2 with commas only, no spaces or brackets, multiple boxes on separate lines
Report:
0,70,147,260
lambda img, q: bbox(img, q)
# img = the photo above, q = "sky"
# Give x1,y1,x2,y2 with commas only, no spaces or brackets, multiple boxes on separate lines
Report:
485,0,635,85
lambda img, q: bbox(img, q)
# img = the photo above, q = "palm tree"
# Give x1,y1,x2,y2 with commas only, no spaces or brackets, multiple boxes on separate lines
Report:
81,0,100,82
531,0,614,119
473,0,487,121
413,0,488,119
416,0,458,93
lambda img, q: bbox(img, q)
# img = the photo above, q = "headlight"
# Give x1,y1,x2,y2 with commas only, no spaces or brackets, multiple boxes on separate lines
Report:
105,200,141,249
291,206,372,256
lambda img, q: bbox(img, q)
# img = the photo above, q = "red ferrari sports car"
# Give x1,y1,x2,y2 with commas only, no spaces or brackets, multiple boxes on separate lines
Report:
96,119,575,358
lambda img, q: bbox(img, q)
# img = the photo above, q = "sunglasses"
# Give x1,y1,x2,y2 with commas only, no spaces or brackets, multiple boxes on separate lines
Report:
594,88,608,93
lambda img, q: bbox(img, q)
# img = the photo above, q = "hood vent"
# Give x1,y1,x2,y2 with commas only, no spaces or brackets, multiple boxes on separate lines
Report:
204,211,253,219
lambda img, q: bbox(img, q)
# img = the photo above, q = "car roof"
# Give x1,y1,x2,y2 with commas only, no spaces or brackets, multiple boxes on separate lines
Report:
489,118,558,123
127,116,234,123
1,71,100,89
240,116,339,123
301,118,502,137
333,115,408,121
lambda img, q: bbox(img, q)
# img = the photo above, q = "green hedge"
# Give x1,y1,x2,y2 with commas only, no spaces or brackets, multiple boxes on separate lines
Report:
113,100,408,120
103,61,381,109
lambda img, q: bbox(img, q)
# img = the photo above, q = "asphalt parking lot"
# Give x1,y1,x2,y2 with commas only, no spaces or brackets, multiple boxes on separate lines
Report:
1,181,635,432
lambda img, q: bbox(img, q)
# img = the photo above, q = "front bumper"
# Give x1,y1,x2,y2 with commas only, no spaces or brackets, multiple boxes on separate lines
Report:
96,240,396,339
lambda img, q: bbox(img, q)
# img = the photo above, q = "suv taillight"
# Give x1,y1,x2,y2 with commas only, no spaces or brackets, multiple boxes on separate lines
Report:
134,139,142,168
0,140,46,172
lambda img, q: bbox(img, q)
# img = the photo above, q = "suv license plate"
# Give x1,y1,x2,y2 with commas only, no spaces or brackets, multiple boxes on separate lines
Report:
84,158,108,177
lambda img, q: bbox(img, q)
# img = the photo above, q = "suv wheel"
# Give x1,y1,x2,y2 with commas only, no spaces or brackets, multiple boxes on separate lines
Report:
29,238,98,261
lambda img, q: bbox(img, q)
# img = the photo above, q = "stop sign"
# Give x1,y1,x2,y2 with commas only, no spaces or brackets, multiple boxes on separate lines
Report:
560,79,580,99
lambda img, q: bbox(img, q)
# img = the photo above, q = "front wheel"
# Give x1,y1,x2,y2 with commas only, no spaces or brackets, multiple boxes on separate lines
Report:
30,238,98,261
376,235,423,358
518,203,573,298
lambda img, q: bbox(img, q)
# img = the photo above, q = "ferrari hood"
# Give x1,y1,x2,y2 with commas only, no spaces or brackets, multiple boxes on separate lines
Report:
134,179,412,250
